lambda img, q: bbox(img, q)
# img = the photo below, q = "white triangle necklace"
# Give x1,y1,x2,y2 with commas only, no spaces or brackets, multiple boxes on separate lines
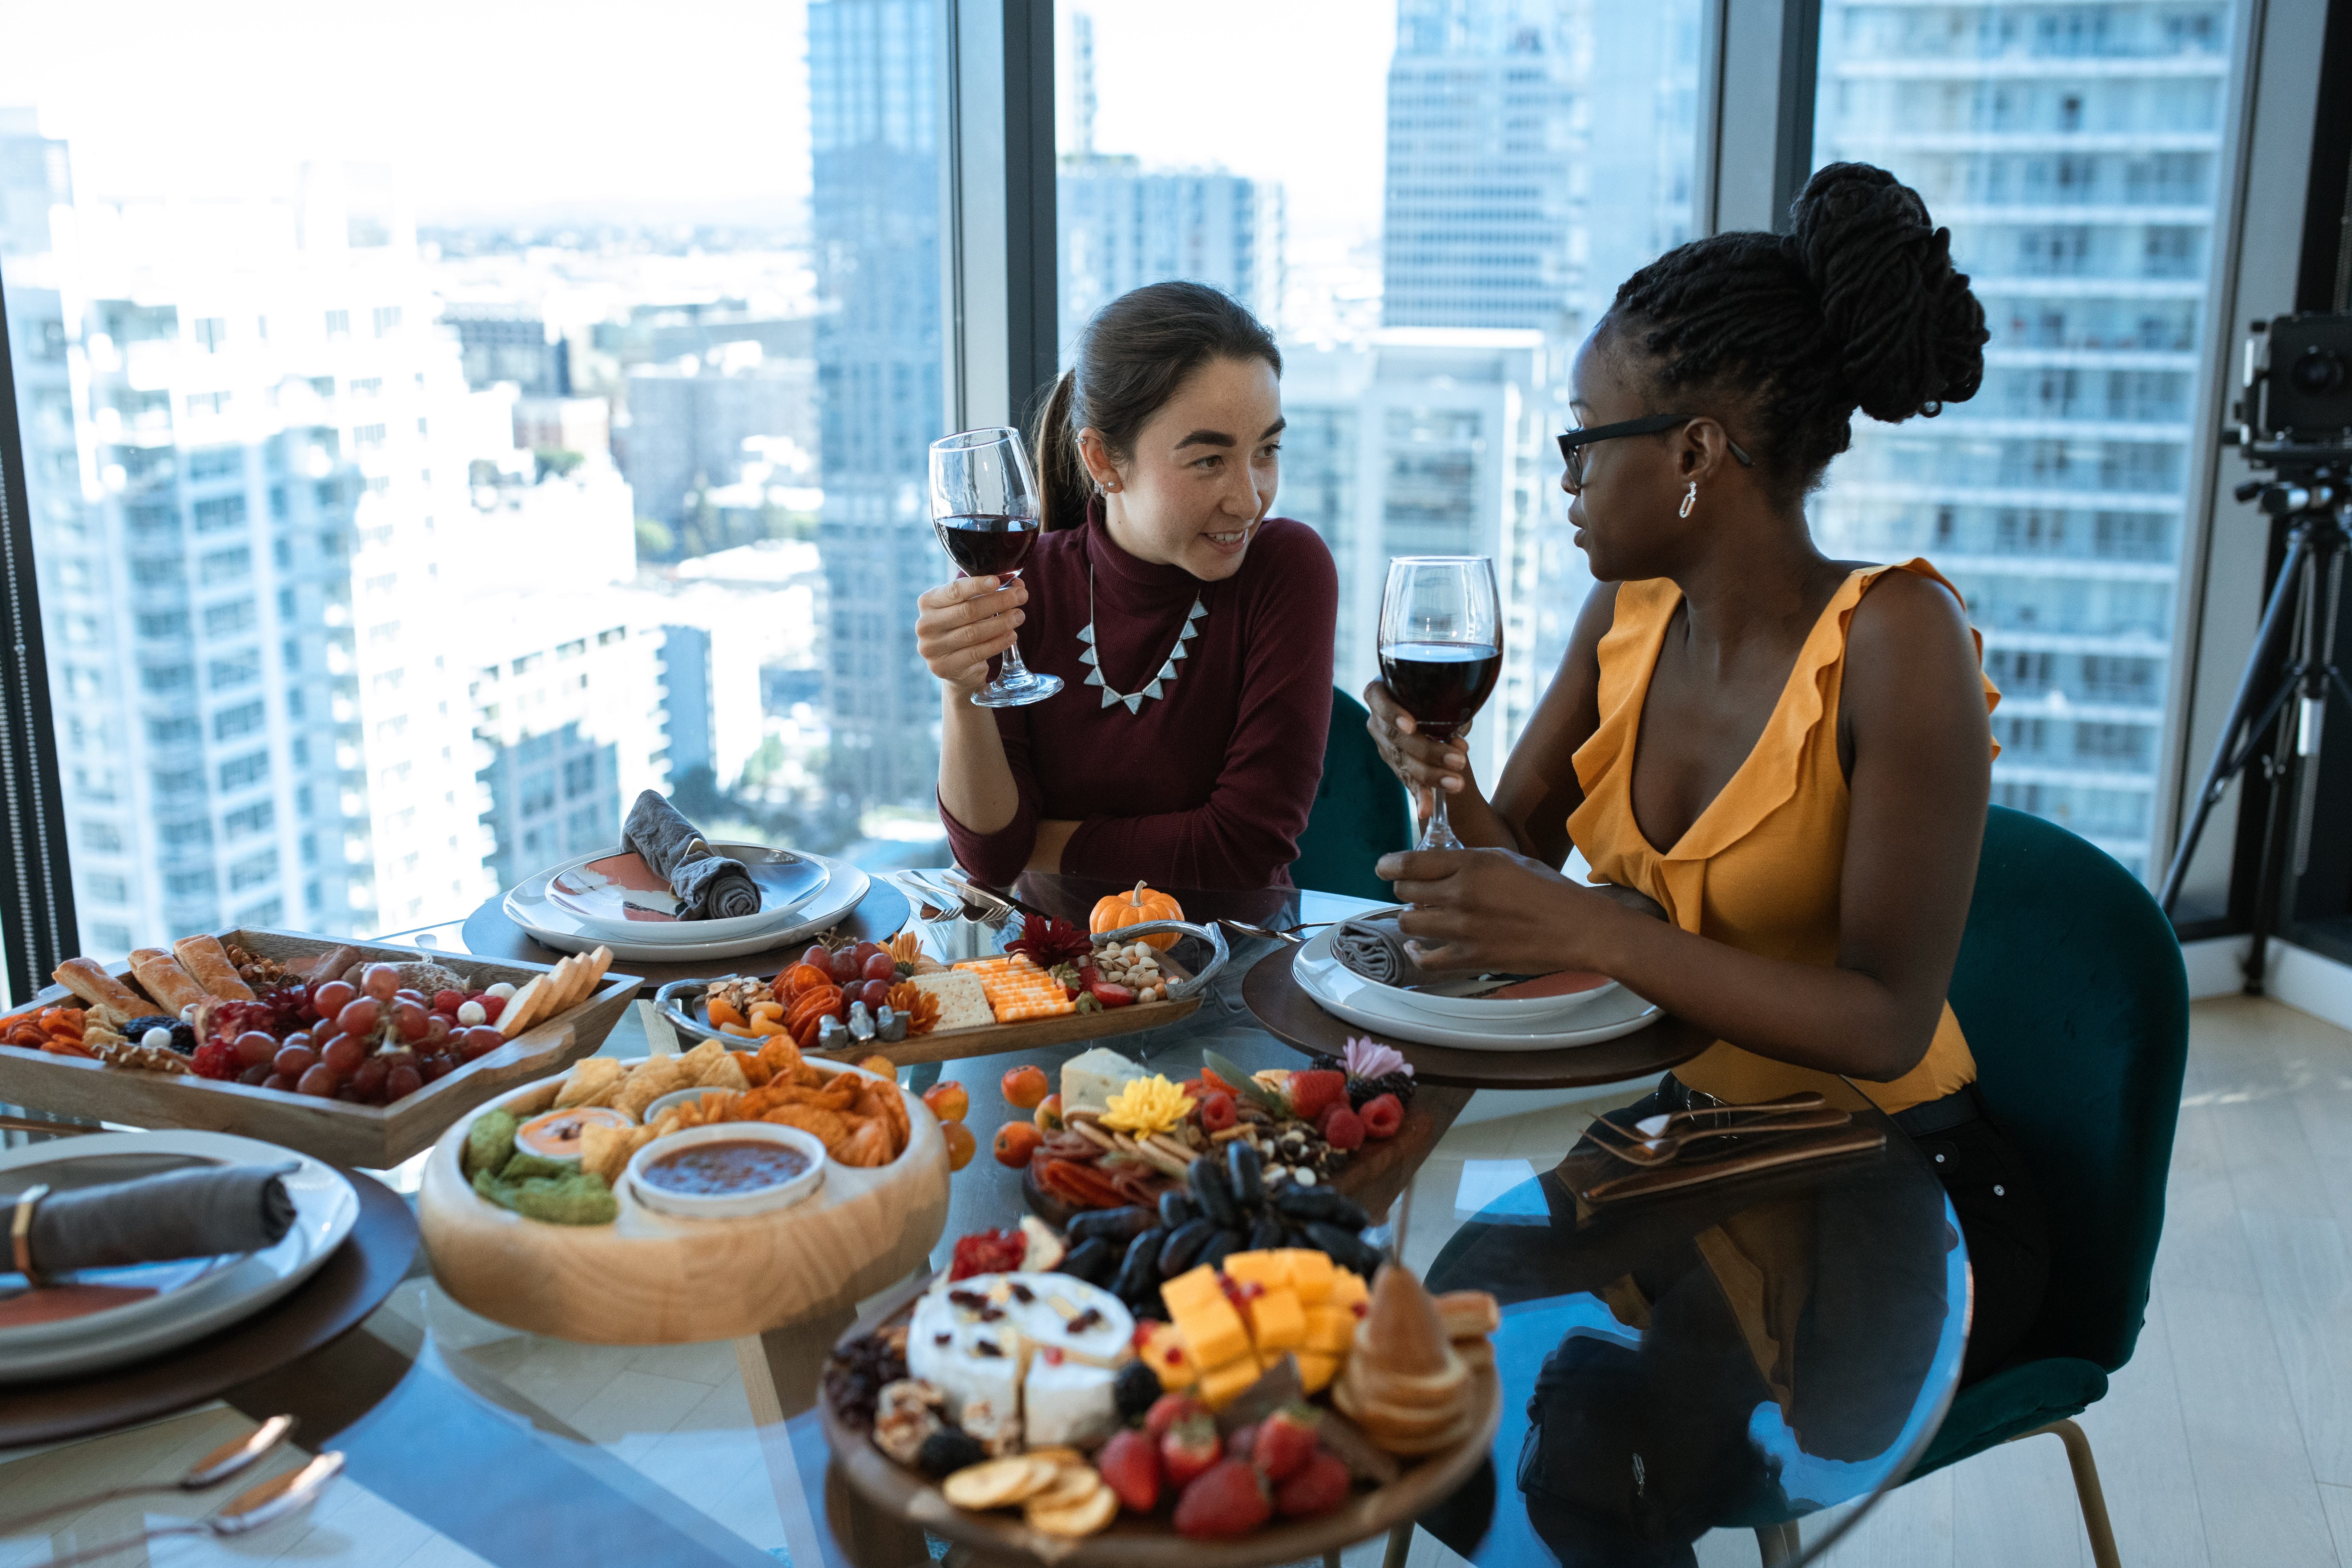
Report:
1076,566,1206,714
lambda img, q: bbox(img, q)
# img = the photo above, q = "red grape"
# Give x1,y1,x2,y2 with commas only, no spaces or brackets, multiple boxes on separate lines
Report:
296,1063,340,1097
362,964,399,1001
394,988,425,1005
337,996,380,1036
233,1029,279,1067
391,1000,429,1041
852,942,884,967
801,943,832,971
273,1044,319,1077
459,1026,504,1060
828,948,861,983
261,1072,295,1093
857,978,891,1010
432,989,466,1016
862,952,897,983
312,980,356,1019
239,1063,272,1085
422,1014,452,1047
384,1064,422,1100
321,1035,367,1075
478,994,506,1024
420,1056,454,1082
351,1056,390,1096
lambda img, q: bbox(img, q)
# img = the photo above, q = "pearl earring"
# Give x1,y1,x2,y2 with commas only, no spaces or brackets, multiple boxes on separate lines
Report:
1679,481,1697,519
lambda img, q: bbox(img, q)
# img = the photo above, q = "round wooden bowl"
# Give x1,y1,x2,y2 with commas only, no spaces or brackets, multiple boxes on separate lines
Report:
819,1290,1502,1567
417,1059,950,1344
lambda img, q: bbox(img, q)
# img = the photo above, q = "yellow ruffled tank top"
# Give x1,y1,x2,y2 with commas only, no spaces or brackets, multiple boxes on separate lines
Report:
1567,560,1998,1115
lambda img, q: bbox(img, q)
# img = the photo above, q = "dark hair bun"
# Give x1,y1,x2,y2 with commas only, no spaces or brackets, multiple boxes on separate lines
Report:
1788,162,1988,423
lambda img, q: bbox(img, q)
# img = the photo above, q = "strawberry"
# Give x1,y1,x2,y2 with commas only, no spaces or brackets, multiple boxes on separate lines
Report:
1088,979,1136,1008
1160,1414,1221,1489
1252,1404,1321,1482
1360,1092,1403,1140
1321,1105,1366,1151
1225,1422,1256,1460
1174,1458,1273,1539
1275,1450,1351,1517
1285,1069,1348,1123
1145,1392,1205,1440
1096,1429,1162,1513
1197,1091,1237,1132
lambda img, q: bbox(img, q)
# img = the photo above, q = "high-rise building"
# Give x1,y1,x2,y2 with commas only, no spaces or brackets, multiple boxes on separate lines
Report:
809,0,946,810
0,109,67,257
618,343,817,525
1276,330,1569,784
1382,0,1584,335
442,301,571,396
1058,161,1284,355
1811,0,2238,878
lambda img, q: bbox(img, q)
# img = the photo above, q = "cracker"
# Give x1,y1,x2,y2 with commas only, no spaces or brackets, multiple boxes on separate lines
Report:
695,1052,750,1092
498,975,548,1039
613,1055,689,1120
675,1039,727,1082
907,970,992,1031
1022,1466,1099,1511
553,1057,623,1110
1025,1480,1116,1537
941,1456,1059,1511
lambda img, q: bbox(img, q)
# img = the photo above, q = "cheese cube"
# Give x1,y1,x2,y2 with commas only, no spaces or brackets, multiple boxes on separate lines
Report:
1296,1351,1341,1395
1159,1264,1227,1319
1284,1249,1334,1305
1174,1299,1252,1372
1328,1269,1369,1311
1246,1287,1306,1352
1221,1251,1289,1291
1197,1355,1261,1411
1139,1322,1194,1390
1303,1305,1356,1357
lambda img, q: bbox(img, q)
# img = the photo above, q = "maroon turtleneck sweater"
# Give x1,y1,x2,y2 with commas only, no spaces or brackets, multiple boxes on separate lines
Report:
938,508,1338,891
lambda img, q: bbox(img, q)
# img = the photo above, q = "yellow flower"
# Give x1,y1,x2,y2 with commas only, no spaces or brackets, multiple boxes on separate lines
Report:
1100,1075,1191,1138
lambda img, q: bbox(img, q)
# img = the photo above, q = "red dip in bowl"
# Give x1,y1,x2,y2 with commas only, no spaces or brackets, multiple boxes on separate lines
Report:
640,1139,811,1196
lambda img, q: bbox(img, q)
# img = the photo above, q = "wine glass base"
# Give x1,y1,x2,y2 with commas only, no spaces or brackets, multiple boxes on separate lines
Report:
1416,819,1466,850
971,672,1064,709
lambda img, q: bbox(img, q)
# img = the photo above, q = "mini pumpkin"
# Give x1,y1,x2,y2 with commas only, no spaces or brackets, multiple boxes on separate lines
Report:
1091,880,1184,951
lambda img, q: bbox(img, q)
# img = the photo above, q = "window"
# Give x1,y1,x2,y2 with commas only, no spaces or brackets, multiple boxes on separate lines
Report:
203,598,257,636
198,546,252,585
219,750,270,790
323,309,350,338
213,700,266,740
223,801,275,839
1811,0,2246,882
193,316,226,351
230,849,280,890
208,648,262,690
193,495,247,532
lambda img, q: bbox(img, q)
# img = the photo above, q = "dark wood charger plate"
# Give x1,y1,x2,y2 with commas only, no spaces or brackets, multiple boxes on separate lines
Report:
1241,943,1711,1091
818,1272,1502,1567
459,877,913,995
0,1163,418,1447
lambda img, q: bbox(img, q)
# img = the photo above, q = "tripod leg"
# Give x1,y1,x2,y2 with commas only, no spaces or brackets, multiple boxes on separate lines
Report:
2160,528,2314,911
2246,536,2331,992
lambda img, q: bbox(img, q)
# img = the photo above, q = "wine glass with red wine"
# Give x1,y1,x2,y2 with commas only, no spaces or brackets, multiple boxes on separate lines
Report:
1378,556,1502,850
928,427,1063,708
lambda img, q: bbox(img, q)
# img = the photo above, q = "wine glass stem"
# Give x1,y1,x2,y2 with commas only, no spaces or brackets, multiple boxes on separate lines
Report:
995,633,1034,687
1422,788,1464,850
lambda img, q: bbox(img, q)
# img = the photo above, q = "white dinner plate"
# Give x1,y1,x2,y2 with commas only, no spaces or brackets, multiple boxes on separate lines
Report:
541,842,830,941
1292,926,1661,1052
0,1131,360,1382
1320,910,1628,1026
505,852,871,963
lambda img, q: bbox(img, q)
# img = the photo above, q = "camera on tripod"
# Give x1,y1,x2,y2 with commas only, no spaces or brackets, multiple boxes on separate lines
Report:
2233,311,2352,513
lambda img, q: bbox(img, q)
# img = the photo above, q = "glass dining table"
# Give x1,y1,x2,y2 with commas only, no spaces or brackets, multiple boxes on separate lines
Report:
0,875,1966,1568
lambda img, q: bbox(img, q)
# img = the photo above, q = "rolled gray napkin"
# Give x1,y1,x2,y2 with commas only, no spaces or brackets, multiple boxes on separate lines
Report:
623,790,761,920
25,1163,298,1275
1332,915,1429,988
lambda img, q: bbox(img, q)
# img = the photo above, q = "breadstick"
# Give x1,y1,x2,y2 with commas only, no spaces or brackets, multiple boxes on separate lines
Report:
126,949,209,1014
171,935,255,1001
51,958,146,1015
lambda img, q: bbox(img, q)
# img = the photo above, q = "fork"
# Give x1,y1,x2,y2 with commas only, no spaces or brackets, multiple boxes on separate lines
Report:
1586,1109,1852,1166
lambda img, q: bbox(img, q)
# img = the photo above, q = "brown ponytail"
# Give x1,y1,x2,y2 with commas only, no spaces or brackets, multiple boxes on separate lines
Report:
1030,280,1282,531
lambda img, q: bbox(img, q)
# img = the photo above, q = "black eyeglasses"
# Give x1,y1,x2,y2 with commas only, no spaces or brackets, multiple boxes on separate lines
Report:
1556,414,1754,492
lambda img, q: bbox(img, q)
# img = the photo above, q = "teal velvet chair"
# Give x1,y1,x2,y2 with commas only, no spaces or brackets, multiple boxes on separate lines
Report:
1291,688,1413,902
1901,805,2191,1567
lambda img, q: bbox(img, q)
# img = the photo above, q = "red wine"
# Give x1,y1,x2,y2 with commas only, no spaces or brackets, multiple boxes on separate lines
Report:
1380,641,1501,737
934,513,1039,579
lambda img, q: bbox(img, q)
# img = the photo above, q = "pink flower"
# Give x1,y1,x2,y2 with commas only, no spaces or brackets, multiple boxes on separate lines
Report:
1341,1036,1411,1081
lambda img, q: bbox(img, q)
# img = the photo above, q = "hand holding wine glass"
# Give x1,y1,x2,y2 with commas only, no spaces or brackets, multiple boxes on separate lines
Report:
927,427,1062,708
1376,556,1502,851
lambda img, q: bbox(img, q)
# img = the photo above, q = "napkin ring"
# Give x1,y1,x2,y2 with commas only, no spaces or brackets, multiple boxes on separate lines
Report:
10,1182,52,1287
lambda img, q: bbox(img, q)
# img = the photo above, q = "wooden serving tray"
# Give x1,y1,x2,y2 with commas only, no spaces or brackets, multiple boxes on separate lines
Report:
818,1273,1502,1567
0,927,639,1170
416,1059,951,1344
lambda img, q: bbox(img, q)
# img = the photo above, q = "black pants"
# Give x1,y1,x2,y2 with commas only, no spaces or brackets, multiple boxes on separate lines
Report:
1650,1075,2050,1383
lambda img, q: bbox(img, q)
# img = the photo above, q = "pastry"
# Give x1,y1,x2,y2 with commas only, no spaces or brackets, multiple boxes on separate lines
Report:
171,935,255,1000
126,949,210,1014
1329,1263,1472,1455
50,958,147,1015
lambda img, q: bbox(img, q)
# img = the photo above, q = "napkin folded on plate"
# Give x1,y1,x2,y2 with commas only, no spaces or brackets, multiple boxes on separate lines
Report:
623,790,761,920
1331,915,1433,988
22,1163,298,1276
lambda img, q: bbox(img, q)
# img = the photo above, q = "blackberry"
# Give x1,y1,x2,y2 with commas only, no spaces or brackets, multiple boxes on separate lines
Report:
1306,1053,1417,1109
822,1331,907,1430
917,1429,987,1479
1113,1361,1161,1420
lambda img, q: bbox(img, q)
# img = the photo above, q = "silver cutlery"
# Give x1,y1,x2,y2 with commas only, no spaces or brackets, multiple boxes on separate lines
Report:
1215,918,1338,945
33,1450,343,1568
1588,1109,1852,1166
1630,1092,1827,1138
0,1414,296,1535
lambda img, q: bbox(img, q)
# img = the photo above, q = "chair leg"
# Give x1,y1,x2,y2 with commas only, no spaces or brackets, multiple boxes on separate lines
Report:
1754,1520,1801,1565
2014,1419,2121,1568
1381,1521,1413,1568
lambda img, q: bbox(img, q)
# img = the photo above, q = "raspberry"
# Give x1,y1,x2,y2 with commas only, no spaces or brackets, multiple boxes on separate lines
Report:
1360,1093,1403,1140
1321,1106,1365,1151
1285,1069,1348,1123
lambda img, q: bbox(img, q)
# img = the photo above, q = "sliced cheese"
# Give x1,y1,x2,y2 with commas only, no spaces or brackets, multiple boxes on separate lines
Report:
1060,1046,1147,1116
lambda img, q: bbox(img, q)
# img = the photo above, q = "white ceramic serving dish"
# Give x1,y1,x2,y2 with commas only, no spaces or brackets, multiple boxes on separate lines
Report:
504,850,871,962
510,1105,635,1165
1386,971,1623,1023
0,1131,361,1382
1292,926,1661,1052
625,1122,828,1220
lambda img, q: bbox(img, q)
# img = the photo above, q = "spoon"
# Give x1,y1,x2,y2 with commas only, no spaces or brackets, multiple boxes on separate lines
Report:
1630,1091,1827,1139
0,1414,296,1534
34,1450,344,1568
1590,1109,1852,1166
1213,918,1338,945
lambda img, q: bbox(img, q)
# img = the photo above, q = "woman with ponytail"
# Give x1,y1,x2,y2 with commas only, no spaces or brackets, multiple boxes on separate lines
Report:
1366,164,2048,1378
917,281,1337,891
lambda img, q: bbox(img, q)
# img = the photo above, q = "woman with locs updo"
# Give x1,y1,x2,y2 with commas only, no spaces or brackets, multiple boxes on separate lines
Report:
919,281,1337,891
1367,163,2050,1378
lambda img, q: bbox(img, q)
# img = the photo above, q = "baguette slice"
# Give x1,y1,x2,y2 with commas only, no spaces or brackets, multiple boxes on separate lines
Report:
127,949,209,1014
52,958,147,1015
172,935,255,1001
496,975,549,1039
